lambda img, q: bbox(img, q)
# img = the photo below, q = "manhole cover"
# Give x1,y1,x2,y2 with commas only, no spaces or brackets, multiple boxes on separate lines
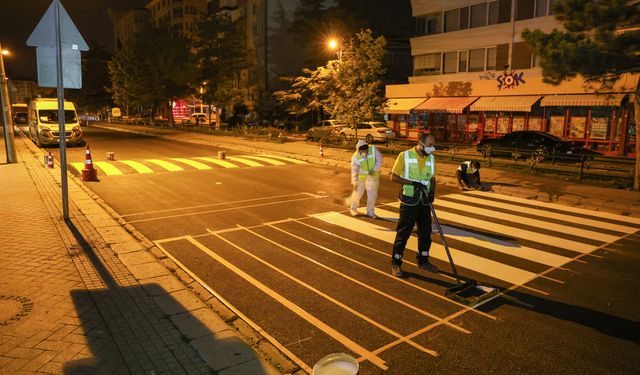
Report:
0,295,33,325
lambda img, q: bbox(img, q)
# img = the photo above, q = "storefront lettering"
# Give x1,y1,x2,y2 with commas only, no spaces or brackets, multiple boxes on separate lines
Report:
497,71,525,90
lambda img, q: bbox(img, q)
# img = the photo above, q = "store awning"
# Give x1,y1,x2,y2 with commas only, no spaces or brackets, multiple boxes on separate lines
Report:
541,94,627,107
385,98,427,114
415,97,479,113
470,96,541,112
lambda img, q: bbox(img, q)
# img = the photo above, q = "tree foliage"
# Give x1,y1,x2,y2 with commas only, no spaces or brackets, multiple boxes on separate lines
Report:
274,29,387,125
522,0,640,189
191,12,251,113
108,21,194,122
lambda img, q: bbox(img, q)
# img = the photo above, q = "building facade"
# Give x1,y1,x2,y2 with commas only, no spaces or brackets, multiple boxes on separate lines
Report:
386,0,637,157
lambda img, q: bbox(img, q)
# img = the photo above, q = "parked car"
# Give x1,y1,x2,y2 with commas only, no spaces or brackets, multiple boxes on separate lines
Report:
13,112,28,124
340,121,395,143
181,113,214,126
476,131,600,158
307,119,347,141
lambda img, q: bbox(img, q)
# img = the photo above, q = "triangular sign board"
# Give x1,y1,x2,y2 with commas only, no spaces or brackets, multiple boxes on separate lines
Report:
26,0,89,51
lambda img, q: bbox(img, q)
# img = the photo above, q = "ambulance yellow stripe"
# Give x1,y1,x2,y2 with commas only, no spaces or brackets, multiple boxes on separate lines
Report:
170,158,212,170
237,155,286,166
120,160,153,174
94,161,123,175
146,159,184,172
194,157,238,168
225,156,264,167
259,155,307,164
70,162,85,173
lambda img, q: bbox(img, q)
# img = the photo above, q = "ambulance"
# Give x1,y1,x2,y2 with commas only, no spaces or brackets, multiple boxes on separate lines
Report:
28,98,84,147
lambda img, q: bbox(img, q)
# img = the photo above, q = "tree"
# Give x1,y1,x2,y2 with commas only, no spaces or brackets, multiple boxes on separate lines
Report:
108,21,193,124
522,0,640,189
192,12,251,125
274,30,387,132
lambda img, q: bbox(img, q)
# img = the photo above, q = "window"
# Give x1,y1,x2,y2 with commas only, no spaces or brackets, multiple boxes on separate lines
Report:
535,0,548,17
414,52,442,76
469,48,486,72
486,47,497,70
458,50,468,72
470,3,488,28
173,7,182,18
444,9,459,32
496,43,509,70
460,7,469,29
443,52,458,74
414,12,442,36
516,0,535,20
488,1,499,24
512,42,533,69
498,0,512,23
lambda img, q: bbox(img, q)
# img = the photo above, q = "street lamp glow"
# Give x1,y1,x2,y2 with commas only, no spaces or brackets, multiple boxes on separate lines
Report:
328,39,338,50
1,50,9,56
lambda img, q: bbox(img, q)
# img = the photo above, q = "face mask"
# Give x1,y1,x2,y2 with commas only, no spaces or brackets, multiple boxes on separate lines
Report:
423,146,436,155
360,152,367,158
472,168,478,173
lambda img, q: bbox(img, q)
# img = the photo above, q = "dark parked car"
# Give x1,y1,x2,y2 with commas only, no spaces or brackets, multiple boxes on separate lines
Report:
477,131,600,158
13,112,28,124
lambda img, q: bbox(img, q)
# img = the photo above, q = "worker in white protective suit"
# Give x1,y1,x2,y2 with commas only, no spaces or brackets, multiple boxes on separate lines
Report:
350,140,382,218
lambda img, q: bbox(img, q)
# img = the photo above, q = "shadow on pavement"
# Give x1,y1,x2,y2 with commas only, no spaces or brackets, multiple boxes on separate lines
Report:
62,220,272,374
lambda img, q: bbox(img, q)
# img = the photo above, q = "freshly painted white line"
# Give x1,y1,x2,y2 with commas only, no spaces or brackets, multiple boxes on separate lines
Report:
225,156,263,167
185,236,388,369
445,194,637,234
259,154,307,164
374,208,571,268
94,161,124,175
385,201,597,254
194,157,238,168
170,157,212,170
313,212,538,285
146,159,184,172
435,199,619,243
238,155,287,166
466,190,640,226
120,160,153,174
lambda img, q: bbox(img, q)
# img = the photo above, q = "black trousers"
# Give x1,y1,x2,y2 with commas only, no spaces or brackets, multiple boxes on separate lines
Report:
391,202,432,266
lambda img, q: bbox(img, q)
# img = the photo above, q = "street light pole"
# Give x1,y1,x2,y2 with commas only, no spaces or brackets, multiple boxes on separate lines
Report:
0,43,17,163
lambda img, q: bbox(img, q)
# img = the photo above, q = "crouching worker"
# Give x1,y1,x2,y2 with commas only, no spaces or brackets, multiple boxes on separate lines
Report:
457,160,482,190
350,140,382,218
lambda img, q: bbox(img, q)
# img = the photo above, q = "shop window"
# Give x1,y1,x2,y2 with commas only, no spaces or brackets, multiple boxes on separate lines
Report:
535,0,548,17
444,9,460,32
528,116,543,131
488,1,499,25
471,3,488,28
547,108,567,138
495,0,513,24
459,51,468,72
468,114,479,132
469,49,486,72
486,47,497,70
497,113,510,133
443,52,458,74
512,42,533,69
496,44,509,70
590,107,612,140
484,114,497,134
512,115,526,131
414,53,442,76
460,7,469,29
516,0,536,20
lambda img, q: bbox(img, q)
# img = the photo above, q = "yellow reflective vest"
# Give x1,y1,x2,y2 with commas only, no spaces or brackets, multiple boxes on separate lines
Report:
401,149,435,200
354,146,379,181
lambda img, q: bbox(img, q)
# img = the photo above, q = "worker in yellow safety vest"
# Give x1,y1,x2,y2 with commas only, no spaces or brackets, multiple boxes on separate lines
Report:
350,140,382,218
457,160,482,190
390,133,438,277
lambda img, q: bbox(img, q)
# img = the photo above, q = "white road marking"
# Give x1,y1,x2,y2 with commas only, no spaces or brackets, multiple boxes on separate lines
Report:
170,157,212,170
146,159,184,172
237,155,287,166
120,160,153,174
194,157,238,168
225,156,264,167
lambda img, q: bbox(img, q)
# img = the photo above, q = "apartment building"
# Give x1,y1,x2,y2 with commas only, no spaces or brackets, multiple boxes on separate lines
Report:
386,0,637,156
108,8,150,50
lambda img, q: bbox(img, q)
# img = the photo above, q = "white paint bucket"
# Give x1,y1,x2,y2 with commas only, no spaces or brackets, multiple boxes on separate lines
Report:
313,353,359,375
218,151,226,160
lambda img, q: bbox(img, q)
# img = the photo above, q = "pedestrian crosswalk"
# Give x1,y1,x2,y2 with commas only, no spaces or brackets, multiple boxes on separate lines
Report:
69,154,306,176
312,191,639,288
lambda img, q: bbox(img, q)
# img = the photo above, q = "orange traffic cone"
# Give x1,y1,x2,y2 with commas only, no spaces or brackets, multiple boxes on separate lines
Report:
47,152,54,169
82,145,99,182
319,146,324,158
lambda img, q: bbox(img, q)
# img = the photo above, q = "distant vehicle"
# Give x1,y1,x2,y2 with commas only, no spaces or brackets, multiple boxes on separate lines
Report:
181,113,214,126
307,119,347,141
13,112,28,124
28,98,84,147
476,131,601,157
340,121,395,143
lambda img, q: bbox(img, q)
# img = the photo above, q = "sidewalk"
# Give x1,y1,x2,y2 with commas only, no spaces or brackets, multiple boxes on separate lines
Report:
0,135,284,373
92,123,640,218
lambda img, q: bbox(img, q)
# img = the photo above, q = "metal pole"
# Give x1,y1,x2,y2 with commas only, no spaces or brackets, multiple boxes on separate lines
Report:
54,0,69,220
0,42,17,163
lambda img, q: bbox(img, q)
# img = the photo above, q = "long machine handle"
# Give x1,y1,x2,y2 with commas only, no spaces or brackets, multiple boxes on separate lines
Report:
429,203,461,284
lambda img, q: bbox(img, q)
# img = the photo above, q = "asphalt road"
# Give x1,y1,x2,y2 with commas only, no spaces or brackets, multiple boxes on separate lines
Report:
34,126,640,374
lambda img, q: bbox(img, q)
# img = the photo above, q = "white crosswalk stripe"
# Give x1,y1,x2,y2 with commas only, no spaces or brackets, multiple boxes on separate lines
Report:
313,192,638,288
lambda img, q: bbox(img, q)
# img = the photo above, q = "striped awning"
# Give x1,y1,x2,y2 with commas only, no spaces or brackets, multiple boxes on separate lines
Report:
541,94,627,107
415,97,479,113
470,96,541,112
385,98,427,114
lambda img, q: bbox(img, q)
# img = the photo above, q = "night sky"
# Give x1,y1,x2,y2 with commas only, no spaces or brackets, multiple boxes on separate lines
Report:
1,0,147,80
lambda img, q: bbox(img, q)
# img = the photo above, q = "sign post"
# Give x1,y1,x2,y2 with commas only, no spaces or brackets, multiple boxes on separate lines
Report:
27,0,89,221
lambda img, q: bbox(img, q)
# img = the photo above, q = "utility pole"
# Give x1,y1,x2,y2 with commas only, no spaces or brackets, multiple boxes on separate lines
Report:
0,42,17,163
